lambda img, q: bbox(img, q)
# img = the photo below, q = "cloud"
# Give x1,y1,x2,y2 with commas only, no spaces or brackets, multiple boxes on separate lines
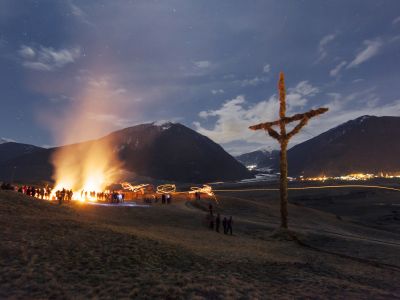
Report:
288,81,319,97
195,81,400,155
18,45,35,59
393,16,400,25
68,2,93,26
70,3,85,17
193,60,211,68
195,80,319,144
48,94,74,104
263,64,271,73
211,89,224,95
286,81,319,108
347,39,382,68
19,45,81,71
329,60,347,77
240,76,269,87
317,33,336,62
390,35,400,43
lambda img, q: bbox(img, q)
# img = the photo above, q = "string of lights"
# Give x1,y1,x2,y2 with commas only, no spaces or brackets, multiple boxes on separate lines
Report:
212,184,400,193
189,184,214,196
121,182,150,192
156,184,177,194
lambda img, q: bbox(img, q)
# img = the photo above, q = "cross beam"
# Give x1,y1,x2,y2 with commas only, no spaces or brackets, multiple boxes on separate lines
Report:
249,72,328,229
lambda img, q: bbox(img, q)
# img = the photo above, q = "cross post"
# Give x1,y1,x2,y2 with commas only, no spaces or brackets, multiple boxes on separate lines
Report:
249,72,328,229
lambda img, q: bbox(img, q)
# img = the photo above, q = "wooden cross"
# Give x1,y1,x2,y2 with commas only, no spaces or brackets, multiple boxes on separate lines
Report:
249,72,328,229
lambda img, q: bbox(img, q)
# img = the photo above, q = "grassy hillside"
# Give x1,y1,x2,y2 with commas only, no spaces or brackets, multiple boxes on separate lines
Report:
0,188,399,298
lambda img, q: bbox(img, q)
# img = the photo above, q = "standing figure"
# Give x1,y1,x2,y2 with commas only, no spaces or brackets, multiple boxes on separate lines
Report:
56,190,62,205
215,213,221,233
227,216,233,235
222,217,227,234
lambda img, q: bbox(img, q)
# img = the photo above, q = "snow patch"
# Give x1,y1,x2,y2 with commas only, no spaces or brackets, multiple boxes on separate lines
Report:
357,115,372,123
153,121,175,131
0,137,16,144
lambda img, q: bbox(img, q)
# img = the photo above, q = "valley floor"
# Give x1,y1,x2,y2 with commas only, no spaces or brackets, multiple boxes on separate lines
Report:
0,184,400,299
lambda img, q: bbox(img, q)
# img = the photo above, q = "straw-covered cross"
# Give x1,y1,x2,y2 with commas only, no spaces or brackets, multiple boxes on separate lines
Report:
249,72,328,229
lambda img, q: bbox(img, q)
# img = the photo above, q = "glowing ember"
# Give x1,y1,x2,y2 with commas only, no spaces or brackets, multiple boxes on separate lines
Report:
121,182,150,192
189,184,214,197
156,184,176,194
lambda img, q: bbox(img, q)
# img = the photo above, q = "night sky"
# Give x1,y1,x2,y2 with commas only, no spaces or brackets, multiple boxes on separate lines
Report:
1,0,400,154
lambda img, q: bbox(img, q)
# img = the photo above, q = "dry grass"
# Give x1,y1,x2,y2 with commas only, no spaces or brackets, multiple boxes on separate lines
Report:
0,189,400,299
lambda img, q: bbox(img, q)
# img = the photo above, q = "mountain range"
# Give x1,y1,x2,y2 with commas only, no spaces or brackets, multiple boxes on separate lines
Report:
235,149,279,171
0,123,251,183
1,115,399,183
236,115,400,177
283,115,400,177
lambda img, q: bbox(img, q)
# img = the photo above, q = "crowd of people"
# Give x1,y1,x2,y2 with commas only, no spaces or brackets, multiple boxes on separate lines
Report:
18,185,54,200
78,190,125,203
207,204,233,235
0,182,14,190
1,182,51,198
54,189,73,204
161,193,172,204
17,185,74,205
0,182,127,205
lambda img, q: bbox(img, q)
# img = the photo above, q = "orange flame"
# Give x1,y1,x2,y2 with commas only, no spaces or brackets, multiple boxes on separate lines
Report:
50,75,124,200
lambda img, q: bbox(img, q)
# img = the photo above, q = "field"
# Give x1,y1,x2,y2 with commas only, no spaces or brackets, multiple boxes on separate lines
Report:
1,181,400,299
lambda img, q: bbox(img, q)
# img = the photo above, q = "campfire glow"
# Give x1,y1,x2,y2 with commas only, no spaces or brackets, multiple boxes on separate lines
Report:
51,144,121,202
49,75,125,201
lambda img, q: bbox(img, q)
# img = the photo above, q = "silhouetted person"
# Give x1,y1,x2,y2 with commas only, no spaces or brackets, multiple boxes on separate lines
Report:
56,190,62,205
209,203,213,216
215,213,221,233
227,216,233,235
222,217,227,234
162,194,166,204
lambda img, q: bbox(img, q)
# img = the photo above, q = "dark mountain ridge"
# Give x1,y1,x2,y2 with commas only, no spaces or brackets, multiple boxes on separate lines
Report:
235,149,279,171
282,115,400,176
237,115,400,177
0,122,251,183
0,142,43,164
